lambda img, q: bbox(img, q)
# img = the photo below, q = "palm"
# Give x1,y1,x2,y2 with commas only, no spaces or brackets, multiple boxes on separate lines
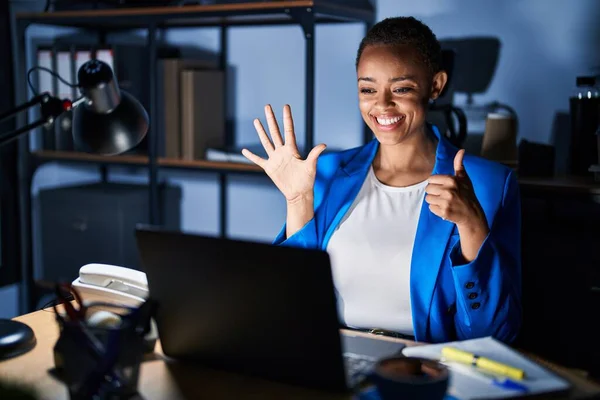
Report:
242,105,326,202
264,146,317,201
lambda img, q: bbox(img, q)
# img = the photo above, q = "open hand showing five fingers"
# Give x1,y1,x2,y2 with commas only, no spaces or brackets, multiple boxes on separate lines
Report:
242,104,327,204
425,149,487,229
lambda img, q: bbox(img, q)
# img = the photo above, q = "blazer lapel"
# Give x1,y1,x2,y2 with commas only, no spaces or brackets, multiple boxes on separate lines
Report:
321,140,379,250
410,127,458,341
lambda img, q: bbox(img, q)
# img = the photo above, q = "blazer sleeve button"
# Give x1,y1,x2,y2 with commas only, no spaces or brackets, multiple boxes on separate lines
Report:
471,302,481,310
468,292,478,300
465,282,475,289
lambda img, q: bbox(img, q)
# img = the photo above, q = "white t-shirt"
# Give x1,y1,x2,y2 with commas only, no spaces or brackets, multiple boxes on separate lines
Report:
326,166,427,336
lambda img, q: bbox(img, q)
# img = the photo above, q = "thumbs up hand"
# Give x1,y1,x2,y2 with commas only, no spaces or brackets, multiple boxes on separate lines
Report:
425,150,487,229
453,148,467,179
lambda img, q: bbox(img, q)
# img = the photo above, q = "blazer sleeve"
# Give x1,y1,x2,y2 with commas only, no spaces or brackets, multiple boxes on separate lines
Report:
272,218,319,249
448,170,522,343
271,153,340,250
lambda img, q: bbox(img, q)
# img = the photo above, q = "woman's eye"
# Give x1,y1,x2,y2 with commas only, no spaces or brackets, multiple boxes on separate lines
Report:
360,88,375,94
394,87,412,94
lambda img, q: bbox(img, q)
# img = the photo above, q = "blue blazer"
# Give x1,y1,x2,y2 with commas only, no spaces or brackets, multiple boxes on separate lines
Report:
274,126,522,344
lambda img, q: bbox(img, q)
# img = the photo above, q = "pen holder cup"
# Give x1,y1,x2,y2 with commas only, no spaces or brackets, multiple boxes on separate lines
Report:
368,356,449,400
53,300,155,400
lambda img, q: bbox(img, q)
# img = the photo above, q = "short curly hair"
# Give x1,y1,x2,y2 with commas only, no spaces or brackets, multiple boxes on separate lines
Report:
356,16,442,76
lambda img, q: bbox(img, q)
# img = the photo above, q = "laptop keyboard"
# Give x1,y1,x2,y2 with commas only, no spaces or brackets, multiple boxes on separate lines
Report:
343,352,377,386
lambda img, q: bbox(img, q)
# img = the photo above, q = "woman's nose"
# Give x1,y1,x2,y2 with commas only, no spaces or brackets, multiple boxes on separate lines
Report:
375,90,394,108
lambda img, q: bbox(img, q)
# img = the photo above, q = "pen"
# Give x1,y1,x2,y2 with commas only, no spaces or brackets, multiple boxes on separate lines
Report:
492,377,529,392
441,346,525,380
444,361,529,393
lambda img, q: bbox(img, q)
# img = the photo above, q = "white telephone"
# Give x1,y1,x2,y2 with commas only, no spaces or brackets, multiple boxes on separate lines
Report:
71,263,157,352
72,263,149,307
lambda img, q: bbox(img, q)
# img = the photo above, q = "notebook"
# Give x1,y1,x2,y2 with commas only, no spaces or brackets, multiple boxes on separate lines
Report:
402,336,571,400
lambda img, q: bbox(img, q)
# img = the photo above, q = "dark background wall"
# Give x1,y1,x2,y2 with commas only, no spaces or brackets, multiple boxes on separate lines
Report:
0,0,21,294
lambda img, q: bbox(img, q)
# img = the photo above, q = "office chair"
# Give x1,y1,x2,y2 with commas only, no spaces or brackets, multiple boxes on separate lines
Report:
428,49,468,148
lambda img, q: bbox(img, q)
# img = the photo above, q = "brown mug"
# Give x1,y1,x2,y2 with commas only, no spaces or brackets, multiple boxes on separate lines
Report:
368,356,449,400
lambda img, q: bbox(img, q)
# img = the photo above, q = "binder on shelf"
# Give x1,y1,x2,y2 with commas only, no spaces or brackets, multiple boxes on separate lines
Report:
54,47,75,151
94,48,114,71
36,47,55,150
75,49,92,73
33,43,86,151
157,58,217,159
180,68,225,161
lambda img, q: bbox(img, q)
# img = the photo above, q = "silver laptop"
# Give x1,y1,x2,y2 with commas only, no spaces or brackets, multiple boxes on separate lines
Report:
135,226,406,392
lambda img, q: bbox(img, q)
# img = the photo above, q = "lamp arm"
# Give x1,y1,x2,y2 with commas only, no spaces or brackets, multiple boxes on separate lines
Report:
0,92,75,147
0,119,48,147
0,93,47,125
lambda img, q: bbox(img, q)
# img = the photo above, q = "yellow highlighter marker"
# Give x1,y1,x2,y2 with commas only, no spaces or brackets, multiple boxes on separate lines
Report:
441,346,525,380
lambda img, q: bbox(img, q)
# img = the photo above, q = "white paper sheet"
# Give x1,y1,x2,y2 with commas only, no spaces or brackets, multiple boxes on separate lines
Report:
402,336,571,399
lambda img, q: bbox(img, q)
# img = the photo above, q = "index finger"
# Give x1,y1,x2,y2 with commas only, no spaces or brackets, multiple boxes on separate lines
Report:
427,174,455,186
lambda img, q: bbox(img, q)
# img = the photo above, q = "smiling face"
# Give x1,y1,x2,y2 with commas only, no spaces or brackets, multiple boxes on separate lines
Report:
357,44,447,146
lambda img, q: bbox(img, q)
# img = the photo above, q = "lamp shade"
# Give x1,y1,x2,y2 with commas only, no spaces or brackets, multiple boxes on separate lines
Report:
72,59,149,155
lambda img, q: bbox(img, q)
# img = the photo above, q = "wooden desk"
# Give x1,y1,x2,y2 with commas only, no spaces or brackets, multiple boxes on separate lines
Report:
1,310,600,400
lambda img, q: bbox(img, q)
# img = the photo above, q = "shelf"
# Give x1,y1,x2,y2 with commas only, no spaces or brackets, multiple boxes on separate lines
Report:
35,152,600,193
32,150,264,174
518,176,600,195
159,156,263,173
15,1,374,29
33,150,148,166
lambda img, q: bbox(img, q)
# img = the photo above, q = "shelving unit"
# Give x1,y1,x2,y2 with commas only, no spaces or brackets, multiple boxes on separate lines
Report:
12,1,375,312
31,150,264,173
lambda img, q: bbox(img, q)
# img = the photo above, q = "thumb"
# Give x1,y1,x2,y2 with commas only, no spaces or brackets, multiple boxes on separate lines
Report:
454,149,466,177
306,143,327,166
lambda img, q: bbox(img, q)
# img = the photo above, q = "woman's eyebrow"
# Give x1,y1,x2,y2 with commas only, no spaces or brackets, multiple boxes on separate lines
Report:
357,75,417,83
390,75,417,82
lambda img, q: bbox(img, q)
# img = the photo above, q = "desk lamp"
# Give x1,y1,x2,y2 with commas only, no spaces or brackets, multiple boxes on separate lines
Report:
0,59,149,361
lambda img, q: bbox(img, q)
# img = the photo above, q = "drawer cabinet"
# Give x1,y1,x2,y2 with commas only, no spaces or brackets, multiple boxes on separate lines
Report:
516,179,600,378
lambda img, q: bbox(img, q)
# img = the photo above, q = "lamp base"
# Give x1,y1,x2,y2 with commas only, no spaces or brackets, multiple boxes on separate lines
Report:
0,319,36,360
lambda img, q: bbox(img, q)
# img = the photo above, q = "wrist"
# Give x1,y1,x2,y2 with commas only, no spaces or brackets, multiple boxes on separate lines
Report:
286,192,314,207
457,218,489,237
455,219,489,264
285,193,314,239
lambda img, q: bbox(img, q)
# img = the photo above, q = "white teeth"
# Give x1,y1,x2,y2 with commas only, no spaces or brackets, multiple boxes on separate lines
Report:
375,115,402,125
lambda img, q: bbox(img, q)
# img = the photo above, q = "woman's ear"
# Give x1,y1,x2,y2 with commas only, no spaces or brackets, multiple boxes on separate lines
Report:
429,70,448,101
